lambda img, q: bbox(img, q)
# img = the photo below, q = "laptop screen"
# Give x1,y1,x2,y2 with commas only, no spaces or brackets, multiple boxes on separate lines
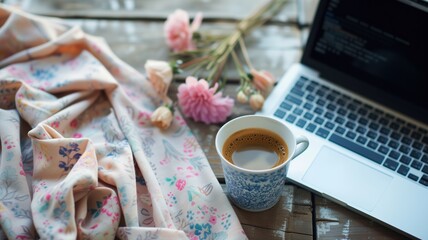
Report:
302,0,428,122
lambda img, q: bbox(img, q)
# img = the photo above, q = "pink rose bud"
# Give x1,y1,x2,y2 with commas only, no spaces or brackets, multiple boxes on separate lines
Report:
164,9,203,52
144,60,173,99
236,90,248,104
150,105,174,130
249,93,265,111
250,69,275,95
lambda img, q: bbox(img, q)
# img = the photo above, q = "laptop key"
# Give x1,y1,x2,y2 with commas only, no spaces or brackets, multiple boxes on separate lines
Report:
390,132,401,140
316,99,326,106
325,112,334,120
334,116,345,124
387,140,399,149
356,126,366,134
303,112,314,120
285,95,302,106
367,131,377,139
422,155,428,164
377,135,388,144
345,121,356,130
306,85,316,92
411,160,423,170
367,141,379,150
280,101,293,110
410,150,422,159
335,126,346,134
345,131,356,140
286,114,297,123
378,146,389,155
314,107,323,114
305,123,317,133
303,102,314,110
325,121,335,130
357,108,368,116
329,133,384,164
369,122,379,131
348,104,358,111
291,87,305,97
400,127,411,135
348,113,358,120
316,128,330,138
388,150,400,160
368,112,378,121
314,117,324,125
380,127,390,135
326,94,336,101
399,155,412,165
411,131,422,140
379,117,389,125
316,89,326,97
337,98,347,106
274,109,286,119
383,159,399,171
293,107,304,116
306,94,316,101
295,79,307,87
402,136,412,145
337,108,347,116
296,119,307,128
358,117,369,125
397,165,410,176
422,165,428,175
389,122,400,130
398,145,410,154
356,136,367,145
327,103,336,111
420,175,428,186
408,173,418,181
412,141,423,150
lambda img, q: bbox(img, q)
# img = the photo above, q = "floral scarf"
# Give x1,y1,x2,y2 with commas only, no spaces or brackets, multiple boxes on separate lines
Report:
0,5,246,240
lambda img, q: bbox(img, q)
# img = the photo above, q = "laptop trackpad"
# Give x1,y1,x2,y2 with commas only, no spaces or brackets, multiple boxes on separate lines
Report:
303,146,392,211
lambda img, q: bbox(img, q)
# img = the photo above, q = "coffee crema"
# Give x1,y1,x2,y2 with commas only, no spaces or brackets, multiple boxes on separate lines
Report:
222,128,288,170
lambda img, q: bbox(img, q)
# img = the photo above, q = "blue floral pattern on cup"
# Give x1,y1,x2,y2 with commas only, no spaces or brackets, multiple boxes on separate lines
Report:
222,162,288,211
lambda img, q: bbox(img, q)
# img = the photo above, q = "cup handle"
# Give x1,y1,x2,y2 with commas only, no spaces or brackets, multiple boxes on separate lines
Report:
291,135,309,160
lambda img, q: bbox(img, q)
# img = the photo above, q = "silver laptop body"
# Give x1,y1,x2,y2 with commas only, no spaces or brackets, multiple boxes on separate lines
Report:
259,0,428,239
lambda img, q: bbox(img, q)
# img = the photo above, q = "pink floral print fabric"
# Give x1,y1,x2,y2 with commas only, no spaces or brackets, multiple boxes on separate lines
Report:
0,5,247,240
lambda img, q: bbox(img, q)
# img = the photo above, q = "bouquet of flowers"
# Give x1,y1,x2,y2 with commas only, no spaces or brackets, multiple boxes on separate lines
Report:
148,0,286,129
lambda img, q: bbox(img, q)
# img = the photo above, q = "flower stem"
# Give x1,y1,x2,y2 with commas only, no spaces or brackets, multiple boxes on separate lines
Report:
239,38,253,70
180,56,211,69
174,0,287,87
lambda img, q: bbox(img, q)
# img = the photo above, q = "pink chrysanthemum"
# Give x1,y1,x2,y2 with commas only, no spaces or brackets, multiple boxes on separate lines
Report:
177,77,234,124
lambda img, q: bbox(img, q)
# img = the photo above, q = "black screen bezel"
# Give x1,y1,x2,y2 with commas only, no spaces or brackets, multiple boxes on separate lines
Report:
301,0,428,124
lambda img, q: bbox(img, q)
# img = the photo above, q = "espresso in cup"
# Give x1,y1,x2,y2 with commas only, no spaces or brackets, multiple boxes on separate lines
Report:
222,128,288,170
216,115,309,211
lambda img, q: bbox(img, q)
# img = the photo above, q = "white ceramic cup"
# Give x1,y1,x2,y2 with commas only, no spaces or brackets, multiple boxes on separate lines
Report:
215,115,309,212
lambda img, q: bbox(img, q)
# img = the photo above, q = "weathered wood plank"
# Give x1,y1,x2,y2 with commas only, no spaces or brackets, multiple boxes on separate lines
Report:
315,195,409,239
11,0,299,22
223,184,313,239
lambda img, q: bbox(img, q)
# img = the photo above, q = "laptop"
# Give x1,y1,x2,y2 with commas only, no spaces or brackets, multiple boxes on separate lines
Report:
258,0,428,239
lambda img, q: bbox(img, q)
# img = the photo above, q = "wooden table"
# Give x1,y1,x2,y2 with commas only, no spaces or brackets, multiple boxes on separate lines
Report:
2,0,410,239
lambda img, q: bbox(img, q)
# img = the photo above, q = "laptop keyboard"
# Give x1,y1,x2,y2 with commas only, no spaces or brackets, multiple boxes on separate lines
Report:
274,76,428,187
